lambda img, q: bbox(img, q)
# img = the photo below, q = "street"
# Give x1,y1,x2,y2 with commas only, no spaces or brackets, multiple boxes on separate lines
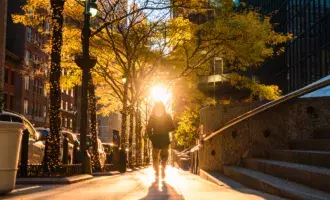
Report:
2,166,283,200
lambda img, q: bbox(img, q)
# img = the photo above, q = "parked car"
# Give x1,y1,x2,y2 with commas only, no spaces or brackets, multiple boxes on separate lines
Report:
35,127,74,164
0,110,44,164
102,143,114,164
76,134,106,169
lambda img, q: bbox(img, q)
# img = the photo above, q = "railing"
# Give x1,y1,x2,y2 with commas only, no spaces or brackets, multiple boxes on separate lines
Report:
203,76,330,141
60,164,82,176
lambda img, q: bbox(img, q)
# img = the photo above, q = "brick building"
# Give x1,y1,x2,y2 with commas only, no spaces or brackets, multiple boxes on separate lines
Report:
4,0,78,131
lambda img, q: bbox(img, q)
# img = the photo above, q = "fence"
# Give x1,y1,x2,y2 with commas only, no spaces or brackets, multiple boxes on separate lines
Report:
17,164,82,177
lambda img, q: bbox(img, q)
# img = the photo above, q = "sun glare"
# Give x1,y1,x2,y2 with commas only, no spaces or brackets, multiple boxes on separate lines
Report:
151,85,172,105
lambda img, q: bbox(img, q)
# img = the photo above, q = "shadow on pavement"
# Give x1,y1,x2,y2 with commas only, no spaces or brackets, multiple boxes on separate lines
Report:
1,184,64,199
139,180,184,200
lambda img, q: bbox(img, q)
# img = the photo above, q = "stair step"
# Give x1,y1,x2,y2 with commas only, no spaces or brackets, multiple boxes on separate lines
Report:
290,139,330,151
224,166,330,200
243,159,330,192
268,149,330,168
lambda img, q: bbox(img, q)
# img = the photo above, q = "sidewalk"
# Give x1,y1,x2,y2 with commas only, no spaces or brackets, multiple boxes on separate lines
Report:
2,166,283,200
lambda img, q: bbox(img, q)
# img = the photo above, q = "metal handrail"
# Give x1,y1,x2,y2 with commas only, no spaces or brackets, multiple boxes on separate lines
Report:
203,77,330,142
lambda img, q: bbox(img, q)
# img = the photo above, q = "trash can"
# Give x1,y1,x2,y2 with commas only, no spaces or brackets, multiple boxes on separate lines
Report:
0,122,24,195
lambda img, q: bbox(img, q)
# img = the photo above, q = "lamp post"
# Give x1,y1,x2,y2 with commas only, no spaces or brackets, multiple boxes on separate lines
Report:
75,0,98,174
213,57,223,105
118,74,128,172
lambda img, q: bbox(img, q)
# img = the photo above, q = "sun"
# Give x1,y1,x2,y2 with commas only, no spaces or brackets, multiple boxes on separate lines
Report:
151,85,172,105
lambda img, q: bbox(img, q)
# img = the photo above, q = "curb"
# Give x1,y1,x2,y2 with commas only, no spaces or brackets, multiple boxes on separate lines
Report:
16,174,93,185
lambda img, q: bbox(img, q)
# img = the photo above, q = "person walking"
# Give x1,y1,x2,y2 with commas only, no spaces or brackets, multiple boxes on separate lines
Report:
147,101,175,180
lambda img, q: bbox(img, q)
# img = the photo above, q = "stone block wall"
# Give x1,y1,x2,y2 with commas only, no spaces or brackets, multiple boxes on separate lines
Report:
200,101,265,136
199,97,330,172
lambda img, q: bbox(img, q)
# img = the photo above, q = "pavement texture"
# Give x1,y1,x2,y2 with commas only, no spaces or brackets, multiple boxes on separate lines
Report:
1,166,283,200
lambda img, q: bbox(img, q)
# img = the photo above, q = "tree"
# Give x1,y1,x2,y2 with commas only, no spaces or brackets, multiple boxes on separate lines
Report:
47,0,65,174
0,0,7,112
168,6,291,148
174,106,200,148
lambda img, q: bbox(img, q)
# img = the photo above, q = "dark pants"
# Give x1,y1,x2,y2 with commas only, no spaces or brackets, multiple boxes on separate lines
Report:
152,148,169,176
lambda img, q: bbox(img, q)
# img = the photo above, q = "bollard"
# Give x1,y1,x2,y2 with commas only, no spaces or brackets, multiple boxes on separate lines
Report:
20,130,29,177
62,137,69,164
82,150,92,175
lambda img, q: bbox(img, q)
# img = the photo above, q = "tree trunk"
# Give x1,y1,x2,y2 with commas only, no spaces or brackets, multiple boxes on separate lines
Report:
0,0,7,111
88,73,100,171
128,107,134,167
143,102,150,166
45,0,65,174
135,104,142,167
120,81,128,149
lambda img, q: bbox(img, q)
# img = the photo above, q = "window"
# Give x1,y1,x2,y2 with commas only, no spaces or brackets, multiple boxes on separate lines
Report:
44,22,50,32
64,118,68,128
4,68,8,84
3,93,7,109
43,106,47,118
26,27,32,41
70,103,73,110
24,76,30,90
34,79,38,93
33,32,38,43
65,102,68,111
10,71,15,86
70,119,73,129
66,89,69,95
11,116,23,123
25,51,31,65
24,100,29,115
44,84,48,97
71,89,74,97
9,95,14,110
0,114,11,122
61,100,64,109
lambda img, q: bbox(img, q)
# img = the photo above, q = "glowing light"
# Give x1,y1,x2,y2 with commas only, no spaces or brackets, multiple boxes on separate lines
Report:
89,7,98,17
151,85,172,105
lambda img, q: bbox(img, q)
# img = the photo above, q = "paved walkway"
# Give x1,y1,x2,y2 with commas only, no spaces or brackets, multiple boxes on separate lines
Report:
2,166,283,200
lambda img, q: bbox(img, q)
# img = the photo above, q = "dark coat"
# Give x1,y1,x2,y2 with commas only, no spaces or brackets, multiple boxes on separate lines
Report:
147,114,175,149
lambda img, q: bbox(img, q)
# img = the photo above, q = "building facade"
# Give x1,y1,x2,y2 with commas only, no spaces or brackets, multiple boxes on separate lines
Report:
246,0,330,93
98,113,121,144
4,0,79,131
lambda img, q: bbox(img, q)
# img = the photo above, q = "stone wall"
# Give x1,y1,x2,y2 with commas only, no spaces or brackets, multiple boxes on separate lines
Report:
199,97,330,172
200,101,265,135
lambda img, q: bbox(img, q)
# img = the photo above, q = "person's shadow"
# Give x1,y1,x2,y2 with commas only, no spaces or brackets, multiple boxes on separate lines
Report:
139,180,184,200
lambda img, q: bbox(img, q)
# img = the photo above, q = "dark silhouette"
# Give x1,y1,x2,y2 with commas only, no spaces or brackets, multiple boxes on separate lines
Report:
147,102,175,179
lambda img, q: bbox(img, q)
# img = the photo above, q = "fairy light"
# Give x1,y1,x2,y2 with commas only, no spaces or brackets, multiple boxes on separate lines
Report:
44,0,65,175
88,77,101,171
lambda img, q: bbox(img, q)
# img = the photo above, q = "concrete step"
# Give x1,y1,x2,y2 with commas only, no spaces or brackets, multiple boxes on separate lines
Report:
268,149,330,168
224,166,330,200
290,139,330,151
243,159,330,192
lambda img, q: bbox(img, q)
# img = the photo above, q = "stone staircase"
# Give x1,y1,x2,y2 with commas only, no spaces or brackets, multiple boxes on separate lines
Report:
223,132,330,200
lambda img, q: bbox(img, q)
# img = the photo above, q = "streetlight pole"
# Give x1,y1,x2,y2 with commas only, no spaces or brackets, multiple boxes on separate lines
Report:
75,0,97,174
213,57,223,105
